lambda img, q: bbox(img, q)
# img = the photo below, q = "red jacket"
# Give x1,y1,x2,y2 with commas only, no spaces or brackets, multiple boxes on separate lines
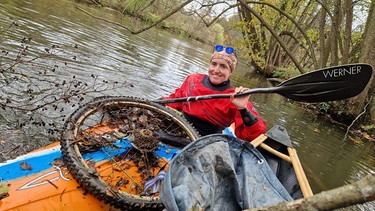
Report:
163,74,266,142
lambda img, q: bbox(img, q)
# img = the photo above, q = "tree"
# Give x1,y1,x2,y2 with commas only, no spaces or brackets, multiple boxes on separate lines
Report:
325,0,375,128
232,0,374,130
348,0,375,122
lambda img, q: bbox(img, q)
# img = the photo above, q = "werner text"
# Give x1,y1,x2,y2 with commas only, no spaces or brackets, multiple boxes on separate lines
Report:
322,65,361,78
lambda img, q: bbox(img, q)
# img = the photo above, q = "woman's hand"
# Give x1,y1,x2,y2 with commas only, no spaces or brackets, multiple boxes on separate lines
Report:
230,86,250,109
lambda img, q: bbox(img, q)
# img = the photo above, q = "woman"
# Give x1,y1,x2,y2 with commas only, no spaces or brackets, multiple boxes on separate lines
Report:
162,45,266,142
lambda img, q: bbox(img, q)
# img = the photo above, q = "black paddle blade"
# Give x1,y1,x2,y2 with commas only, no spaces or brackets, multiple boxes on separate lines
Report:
276,63,373,102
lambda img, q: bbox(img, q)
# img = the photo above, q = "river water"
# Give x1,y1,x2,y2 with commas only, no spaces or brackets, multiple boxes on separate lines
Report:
0,0,374,209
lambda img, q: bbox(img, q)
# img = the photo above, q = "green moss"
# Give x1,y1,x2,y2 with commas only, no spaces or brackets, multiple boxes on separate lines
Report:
361,125,375,132
319,102,331,112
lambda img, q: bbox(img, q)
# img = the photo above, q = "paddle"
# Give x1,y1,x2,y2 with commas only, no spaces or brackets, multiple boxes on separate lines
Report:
153,63,373,104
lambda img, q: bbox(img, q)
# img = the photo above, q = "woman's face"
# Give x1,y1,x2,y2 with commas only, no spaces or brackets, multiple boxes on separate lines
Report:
208,58,232,85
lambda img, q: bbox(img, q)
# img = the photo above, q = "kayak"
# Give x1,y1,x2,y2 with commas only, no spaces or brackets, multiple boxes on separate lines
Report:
0,97,312,210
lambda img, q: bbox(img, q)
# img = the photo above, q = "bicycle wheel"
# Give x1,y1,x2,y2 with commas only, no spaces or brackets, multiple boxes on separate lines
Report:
60,96,200,210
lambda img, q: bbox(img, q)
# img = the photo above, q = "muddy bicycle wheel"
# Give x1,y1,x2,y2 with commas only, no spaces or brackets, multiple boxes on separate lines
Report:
60,97,200,210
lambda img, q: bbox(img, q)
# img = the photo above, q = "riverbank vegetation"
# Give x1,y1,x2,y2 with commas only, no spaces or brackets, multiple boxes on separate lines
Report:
74,0,375,139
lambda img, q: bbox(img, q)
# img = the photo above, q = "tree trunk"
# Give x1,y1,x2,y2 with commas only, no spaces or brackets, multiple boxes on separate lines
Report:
238,0,305,74
318,5,328,68
330,0,341,66
237,0,263,72
347,0,375,119
342,0,353,64
245,174,375,211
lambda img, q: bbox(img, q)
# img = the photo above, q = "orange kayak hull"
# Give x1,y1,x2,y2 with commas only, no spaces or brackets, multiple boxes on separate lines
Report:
0,142,119,211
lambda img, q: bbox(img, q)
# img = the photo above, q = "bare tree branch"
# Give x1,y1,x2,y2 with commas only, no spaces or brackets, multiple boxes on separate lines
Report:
345,94,373,140
238,0,305,74
76,0,193,34
244,0,318,70
195,5,237,27
246,174,375,211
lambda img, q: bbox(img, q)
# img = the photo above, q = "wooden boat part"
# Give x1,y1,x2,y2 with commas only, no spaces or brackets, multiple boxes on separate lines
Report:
288,147,314,197
250,133,313,198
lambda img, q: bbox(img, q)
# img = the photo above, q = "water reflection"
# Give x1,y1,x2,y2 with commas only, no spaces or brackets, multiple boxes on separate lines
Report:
0,0,374,209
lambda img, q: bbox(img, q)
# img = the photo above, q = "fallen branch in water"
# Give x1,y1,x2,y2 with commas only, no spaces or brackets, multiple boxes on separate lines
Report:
344,95,372,140
245,174,375,211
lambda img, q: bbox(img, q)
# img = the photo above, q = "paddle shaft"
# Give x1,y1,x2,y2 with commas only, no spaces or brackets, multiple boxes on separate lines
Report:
153,87,278,104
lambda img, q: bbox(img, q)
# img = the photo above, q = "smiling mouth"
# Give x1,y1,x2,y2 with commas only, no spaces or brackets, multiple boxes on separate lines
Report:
211,74,222,78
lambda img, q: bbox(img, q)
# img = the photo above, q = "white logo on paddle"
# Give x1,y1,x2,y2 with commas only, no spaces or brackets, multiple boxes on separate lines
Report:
323,65,361,78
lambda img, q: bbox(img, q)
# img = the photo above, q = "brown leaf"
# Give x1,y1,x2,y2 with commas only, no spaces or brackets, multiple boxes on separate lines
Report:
363,132,375,142
348,137,360,144
52,158,65,167
20,162,32,170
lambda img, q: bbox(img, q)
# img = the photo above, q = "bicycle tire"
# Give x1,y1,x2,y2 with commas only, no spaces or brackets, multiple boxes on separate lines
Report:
60,96,200,210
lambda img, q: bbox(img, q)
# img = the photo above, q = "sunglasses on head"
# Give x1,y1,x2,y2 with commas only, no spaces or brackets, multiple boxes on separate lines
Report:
214,45,236,54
